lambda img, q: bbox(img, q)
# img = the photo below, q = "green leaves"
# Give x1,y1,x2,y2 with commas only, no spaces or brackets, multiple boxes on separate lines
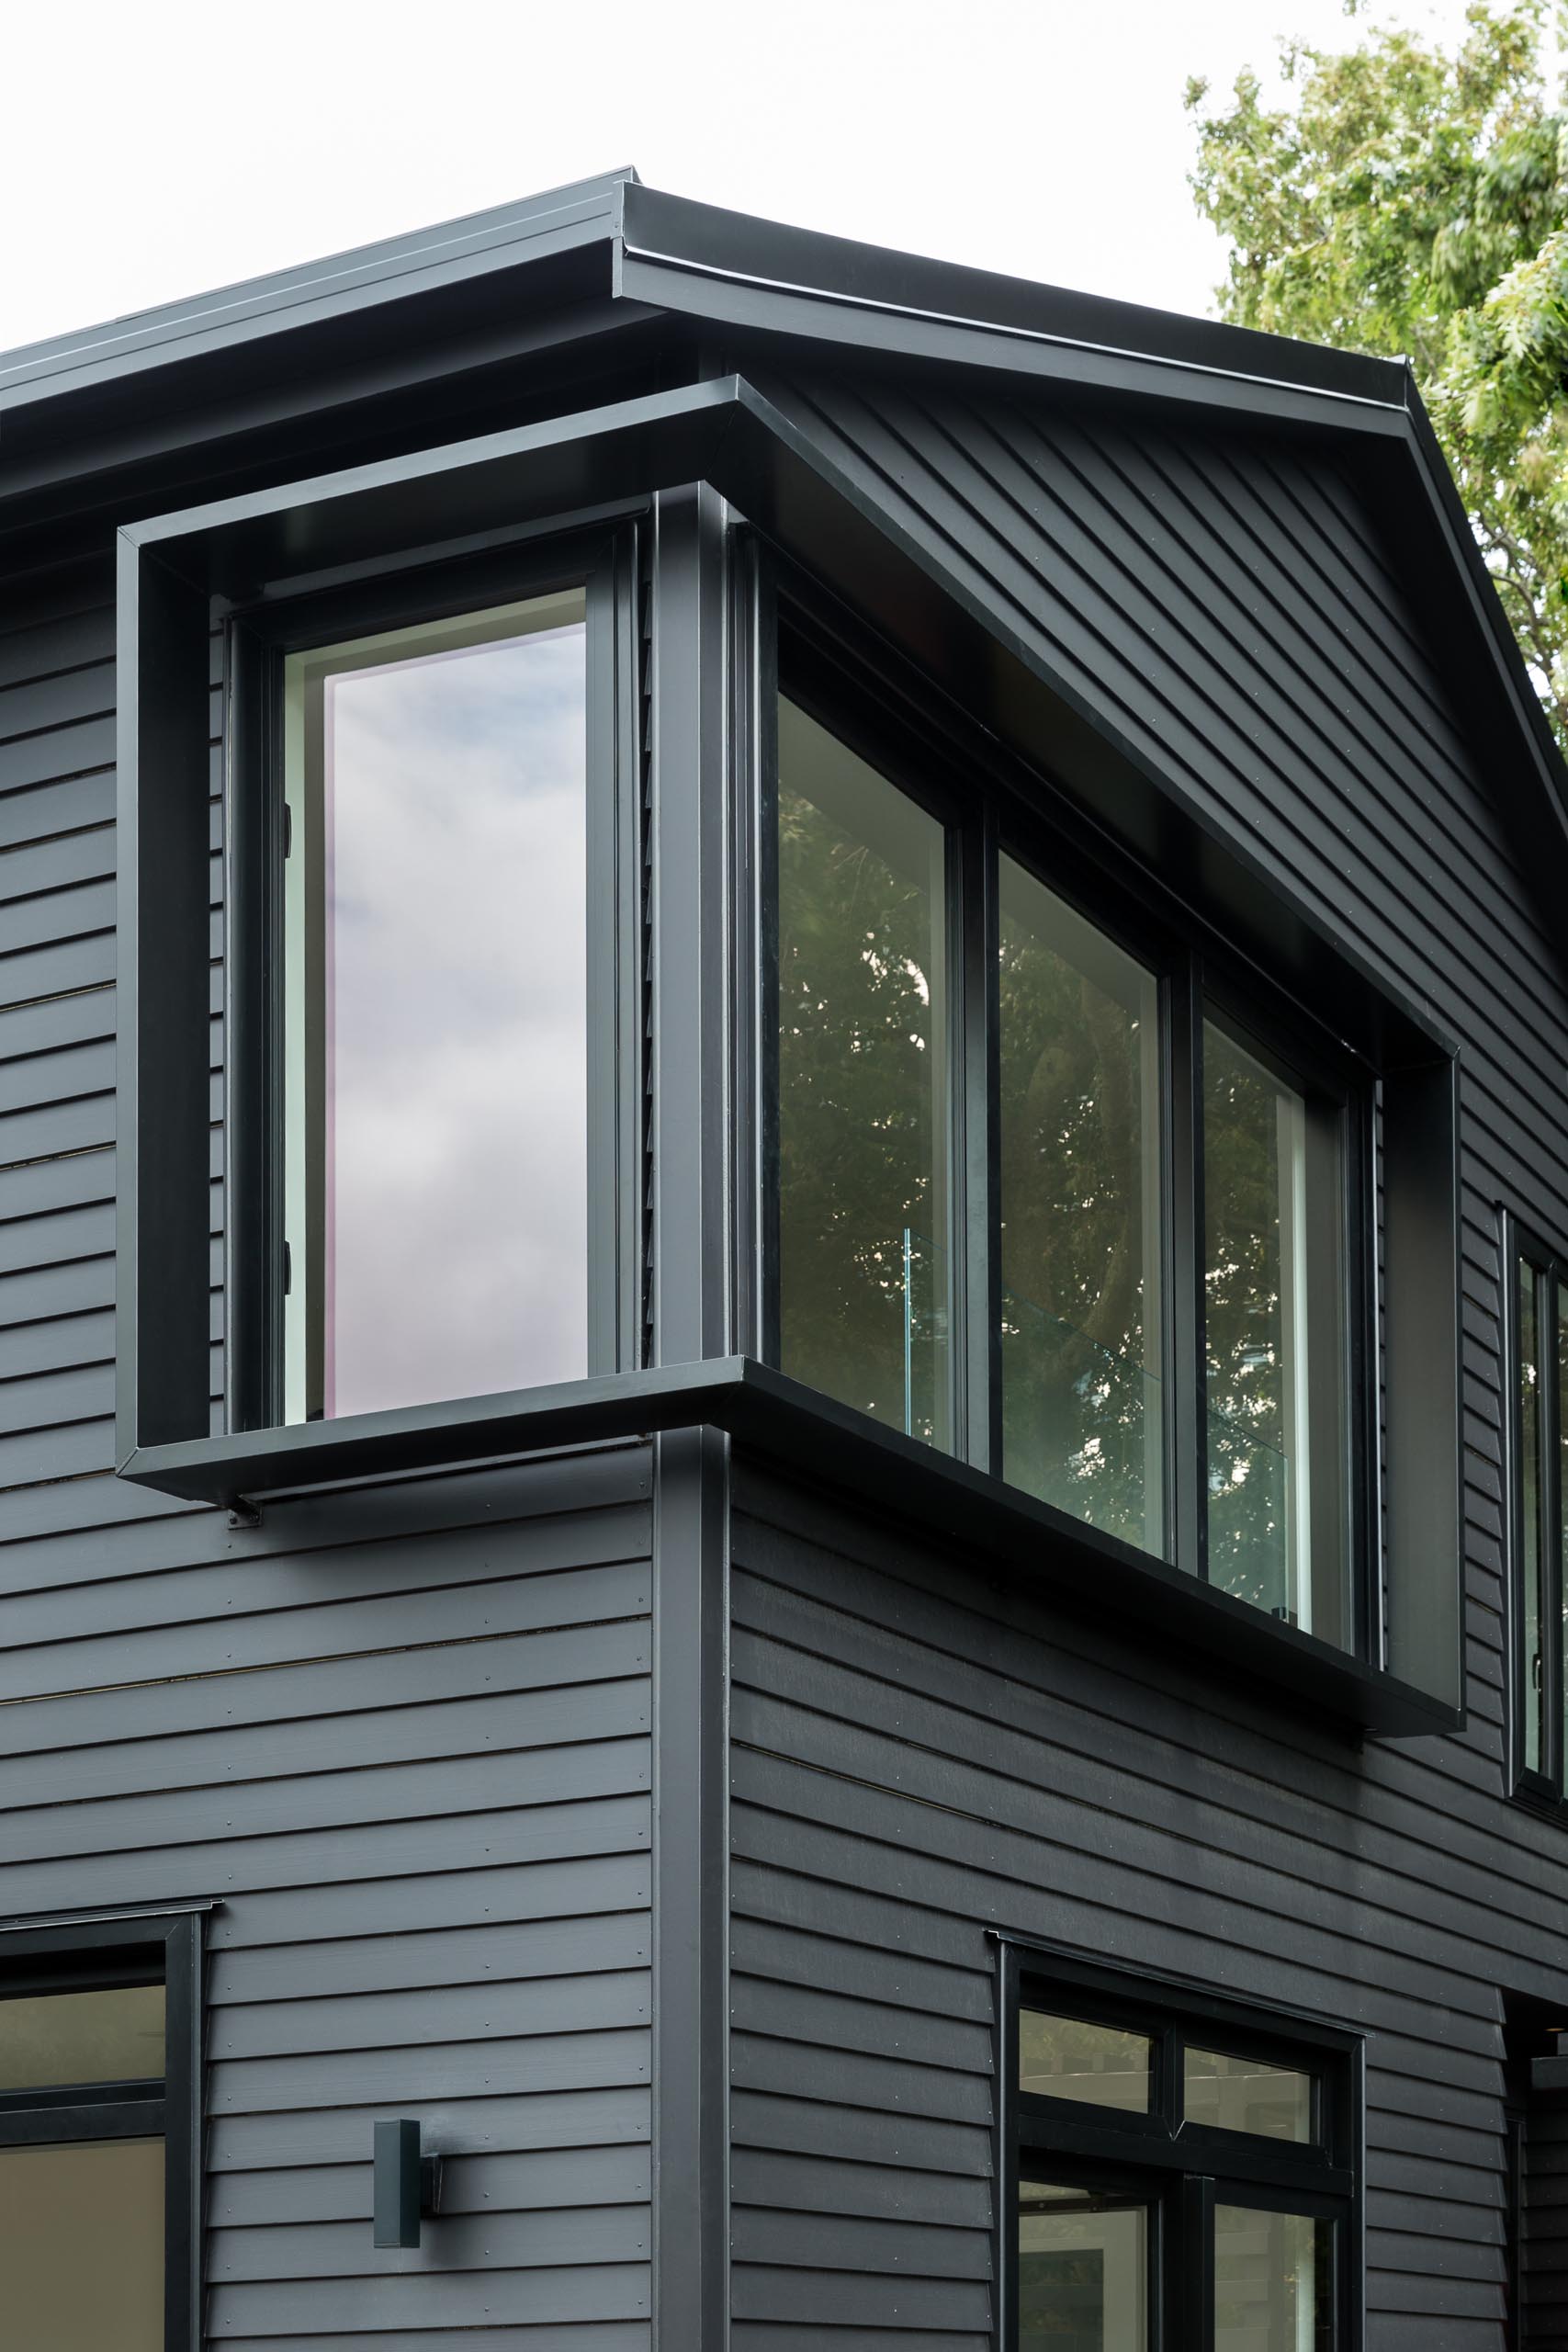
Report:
1189,1,1568,739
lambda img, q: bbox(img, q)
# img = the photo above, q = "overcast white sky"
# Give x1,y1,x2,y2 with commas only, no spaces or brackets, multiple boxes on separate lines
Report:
0,0,1495,357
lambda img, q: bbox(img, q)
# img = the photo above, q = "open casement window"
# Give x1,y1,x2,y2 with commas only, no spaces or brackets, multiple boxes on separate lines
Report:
766,618,1371,1655
227,536,637,1436
1000,1943,1360,2352
1509,1222,1568,1804
0,1913,203,2352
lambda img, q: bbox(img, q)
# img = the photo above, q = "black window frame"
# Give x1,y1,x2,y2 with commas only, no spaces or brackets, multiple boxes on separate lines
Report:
222,523,642,1439
1506,1211,1568,1808
998,1936,1363,2352
0,1907,207,2351
765,582,1379,1653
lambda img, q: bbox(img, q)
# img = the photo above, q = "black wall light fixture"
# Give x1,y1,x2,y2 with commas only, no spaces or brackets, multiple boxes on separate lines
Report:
372,2119,444,2248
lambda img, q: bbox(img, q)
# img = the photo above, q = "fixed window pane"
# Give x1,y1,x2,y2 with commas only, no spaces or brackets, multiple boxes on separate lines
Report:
999,858,1164,1554
0,2138,163,2351
283,594,589,1422
0,1984,164,2092
1183,2046,1314,2143
1019,2180,1148,2349
775,697,951,1445
1213,2205,1333,2352
1020,2011,1152,2111
1203,1018,1348,1645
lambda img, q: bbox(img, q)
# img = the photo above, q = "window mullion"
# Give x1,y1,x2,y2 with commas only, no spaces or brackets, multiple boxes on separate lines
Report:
1168,954,1207,1579
1177,2173,1215,2352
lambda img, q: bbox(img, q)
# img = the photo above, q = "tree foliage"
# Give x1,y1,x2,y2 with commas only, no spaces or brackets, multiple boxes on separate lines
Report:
1187,0,1568,741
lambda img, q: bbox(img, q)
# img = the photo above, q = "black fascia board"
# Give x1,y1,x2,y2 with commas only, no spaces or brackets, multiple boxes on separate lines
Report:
118,375,745,601
120,1354,1454,1740
617,182,1410,431
0,170,635,416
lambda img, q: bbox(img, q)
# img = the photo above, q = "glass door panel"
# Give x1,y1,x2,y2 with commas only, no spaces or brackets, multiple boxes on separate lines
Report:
1213,2203,1333,2351
0,2137,163,2351
1019,2180,1150,2348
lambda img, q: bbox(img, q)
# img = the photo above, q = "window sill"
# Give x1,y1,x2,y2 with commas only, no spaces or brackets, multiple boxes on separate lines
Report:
118,1356,1458,1740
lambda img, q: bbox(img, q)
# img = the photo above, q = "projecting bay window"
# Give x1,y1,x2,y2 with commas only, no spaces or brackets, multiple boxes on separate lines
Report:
1508,1225,1568,1803
1002,1945,1359,2352
116,439,1461,1726
768,641,1369,1648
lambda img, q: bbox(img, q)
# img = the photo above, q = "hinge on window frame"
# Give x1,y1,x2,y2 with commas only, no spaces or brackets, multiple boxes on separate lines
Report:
282,800,293,858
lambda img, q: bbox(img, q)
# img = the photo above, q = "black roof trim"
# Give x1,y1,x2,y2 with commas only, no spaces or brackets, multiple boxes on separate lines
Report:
4,167,1564,946
616,181,1407,413
0,168,637,414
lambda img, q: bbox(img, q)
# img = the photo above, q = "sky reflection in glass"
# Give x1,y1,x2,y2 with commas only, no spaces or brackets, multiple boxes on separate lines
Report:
286,594,588,1421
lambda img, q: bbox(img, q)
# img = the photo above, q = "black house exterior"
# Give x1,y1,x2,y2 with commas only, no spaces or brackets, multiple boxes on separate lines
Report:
1,165,1566,2347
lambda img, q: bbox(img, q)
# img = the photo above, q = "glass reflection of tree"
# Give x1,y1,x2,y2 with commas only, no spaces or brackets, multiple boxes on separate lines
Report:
1203,1034,1292,1618
776,775,944,1441
999,905,1156,1552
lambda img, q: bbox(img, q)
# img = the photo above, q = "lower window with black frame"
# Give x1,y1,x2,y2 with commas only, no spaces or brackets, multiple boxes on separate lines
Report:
1000,1941,1361,2351
0,1910,202,2351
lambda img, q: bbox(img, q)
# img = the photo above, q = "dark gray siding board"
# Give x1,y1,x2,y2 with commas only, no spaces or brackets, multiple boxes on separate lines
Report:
724,1473,1526,2345
1,1422,658,2346
0,560,656,2352
216,2335,650,2352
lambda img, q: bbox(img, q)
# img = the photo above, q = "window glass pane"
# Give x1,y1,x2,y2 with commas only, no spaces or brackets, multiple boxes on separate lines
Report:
775,697,951,1445
1183,2046,1314,2143
999,858,1164,1554
1521,1261,1544,1774
1019,2179,1148,2349
1019,2011,1151,2111
0,1984,164,2091
1213,2205,1333,2352
1203,1018,1348,1646
0,2138,163,2351
284,593,589,1422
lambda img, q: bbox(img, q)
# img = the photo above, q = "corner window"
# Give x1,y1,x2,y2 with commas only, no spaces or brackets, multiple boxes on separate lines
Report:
279,591,592,1423
1004,1947,1359,2352
0,1913,201,2352
218,533,636,1442
1509,1226,1568,1798
768,640,1371,1654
